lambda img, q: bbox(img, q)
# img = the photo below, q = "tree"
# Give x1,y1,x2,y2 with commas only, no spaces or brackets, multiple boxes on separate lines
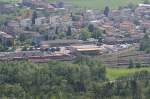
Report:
145,87,150,98
143,0,150,4
140,34,150,53
55,26,59,34
66,26,72,36
32,11,37,25
19,35,26,42
104,6,110,17
79,29,92,41
127,3,136,11
135,62,141,68
128,59,134,68
130,80,142,99
43,32,49,40
92,28,103,39
0,44,4,51
88,24,95,33
0,84,26,98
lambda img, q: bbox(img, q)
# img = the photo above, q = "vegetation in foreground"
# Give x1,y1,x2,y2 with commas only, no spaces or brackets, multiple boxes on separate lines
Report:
0,57,150,99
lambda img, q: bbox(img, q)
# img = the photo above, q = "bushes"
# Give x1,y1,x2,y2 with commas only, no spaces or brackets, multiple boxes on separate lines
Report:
0,59,106,98
0,59,150,99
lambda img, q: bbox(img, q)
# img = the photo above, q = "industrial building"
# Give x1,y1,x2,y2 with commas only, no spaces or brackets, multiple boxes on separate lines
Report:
70,44,102,55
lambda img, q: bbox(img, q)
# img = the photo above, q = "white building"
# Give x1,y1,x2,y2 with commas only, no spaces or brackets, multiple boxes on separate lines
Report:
35,17,47,26
20,19,32,28
49,16,59,25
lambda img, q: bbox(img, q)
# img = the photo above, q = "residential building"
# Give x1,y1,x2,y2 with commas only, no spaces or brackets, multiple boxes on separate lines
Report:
0,31,14,47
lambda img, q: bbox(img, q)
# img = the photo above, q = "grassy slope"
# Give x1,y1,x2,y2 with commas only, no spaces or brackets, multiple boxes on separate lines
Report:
0,0,19,3
107,67,150,80
1,0,149,9
49,0,150,9
66,0,142,9
0,0,18,2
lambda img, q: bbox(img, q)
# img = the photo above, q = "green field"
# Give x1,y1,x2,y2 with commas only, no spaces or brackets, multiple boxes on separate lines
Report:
0,0,19,3
1,0,149,10
49,0,150,9
107,67,150,80
0,0,18,2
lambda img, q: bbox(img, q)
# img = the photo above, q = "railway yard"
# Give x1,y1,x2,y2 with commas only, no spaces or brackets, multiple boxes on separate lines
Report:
97,45,150,67
0,43,149,67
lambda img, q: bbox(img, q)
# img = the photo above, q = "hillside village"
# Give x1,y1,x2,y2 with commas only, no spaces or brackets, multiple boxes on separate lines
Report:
0,0,150,67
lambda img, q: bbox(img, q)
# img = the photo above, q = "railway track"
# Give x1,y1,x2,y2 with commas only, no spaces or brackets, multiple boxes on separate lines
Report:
100,50,150,67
